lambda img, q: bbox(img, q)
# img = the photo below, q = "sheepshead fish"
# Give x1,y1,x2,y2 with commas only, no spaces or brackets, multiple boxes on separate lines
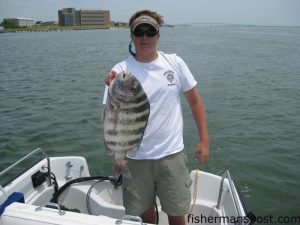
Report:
102,71,150,177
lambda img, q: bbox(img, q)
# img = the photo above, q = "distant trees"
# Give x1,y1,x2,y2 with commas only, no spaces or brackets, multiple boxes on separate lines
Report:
1,19,19,29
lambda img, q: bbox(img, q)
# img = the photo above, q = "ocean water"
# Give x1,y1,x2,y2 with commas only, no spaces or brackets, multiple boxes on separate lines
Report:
0,26,299,219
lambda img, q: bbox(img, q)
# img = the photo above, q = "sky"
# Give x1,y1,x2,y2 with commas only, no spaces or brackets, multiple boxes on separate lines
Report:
0,0,300,26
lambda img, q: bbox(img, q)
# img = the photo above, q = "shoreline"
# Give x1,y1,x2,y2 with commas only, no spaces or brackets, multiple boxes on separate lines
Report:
0,25,128,33
1,23,298,34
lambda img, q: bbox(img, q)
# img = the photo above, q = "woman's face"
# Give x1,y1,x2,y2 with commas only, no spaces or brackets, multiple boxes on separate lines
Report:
131,24,160,61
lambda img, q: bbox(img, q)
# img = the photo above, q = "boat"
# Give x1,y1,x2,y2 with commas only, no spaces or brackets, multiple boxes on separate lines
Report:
0,148,254,225
0,26,5,33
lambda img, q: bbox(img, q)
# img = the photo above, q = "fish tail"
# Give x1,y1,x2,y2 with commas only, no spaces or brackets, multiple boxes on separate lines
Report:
113,159,132,178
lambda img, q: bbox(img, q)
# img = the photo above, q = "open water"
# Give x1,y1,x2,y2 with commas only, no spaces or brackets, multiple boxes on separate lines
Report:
0,26,299,221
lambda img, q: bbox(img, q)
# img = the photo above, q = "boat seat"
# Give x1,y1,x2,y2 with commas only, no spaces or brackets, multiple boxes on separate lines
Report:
0,202,146,225
0,192,24,216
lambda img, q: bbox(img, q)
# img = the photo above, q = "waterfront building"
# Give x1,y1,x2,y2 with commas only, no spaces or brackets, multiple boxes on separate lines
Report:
58,8,77,26
41,21,58,26
110,21,128,28
58,8,110,28
4,18,35,27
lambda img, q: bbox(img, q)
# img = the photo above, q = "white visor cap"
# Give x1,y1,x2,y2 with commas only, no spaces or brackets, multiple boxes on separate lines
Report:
130,15,160,32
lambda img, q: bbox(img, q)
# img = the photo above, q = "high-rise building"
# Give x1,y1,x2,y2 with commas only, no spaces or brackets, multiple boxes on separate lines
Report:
58,8,110,28
58,8,77,26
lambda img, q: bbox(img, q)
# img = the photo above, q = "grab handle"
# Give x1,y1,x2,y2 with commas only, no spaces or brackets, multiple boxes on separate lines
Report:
35,202,65,216
116,215,143,225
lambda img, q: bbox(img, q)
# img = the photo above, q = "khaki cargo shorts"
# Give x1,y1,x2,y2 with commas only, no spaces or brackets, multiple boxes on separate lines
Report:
122,150,191,216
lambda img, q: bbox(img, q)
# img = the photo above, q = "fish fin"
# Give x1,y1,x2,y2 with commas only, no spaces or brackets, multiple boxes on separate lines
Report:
121,162,132,178
113,159,132,178
104,141,113,156
113,152,131,178
113,162,122,177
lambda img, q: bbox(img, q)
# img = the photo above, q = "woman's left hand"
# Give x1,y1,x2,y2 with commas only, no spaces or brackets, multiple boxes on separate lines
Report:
194,140,209,164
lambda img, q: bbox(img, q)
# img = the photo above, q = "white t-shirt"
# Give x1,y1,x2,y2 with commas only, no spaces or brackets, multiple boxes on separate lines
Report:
103,51,197,159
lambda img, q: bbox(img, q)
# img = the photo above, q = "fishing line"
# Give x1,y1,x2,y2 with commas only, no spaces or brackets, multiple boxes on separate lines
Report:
86,179,104,215
86,175,123,215
51,175,122,203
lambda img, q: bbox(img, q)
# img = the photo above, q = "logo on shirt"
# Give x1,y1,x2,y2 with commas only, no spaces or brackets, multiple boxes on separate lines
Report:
163,70,176,86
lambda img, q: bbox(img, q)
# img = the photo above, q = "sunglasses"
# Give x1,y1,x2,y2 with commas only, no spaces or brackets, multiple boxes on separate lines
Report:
132,28,158,37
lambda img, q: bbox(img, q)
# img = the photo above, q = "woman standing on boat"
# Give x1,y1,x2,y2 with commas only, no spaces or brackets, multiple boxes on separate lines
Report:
104,9,209,225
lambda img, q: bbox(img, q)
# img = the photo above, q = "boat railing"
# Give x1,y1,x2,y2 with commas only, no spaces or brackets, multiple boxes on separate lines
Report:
0,148,52,187
216,170,244,224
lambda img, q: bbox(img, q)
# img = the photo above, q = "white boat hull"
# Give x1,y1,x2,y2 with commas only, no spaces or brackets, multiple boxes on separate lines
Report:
0,150,251,225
